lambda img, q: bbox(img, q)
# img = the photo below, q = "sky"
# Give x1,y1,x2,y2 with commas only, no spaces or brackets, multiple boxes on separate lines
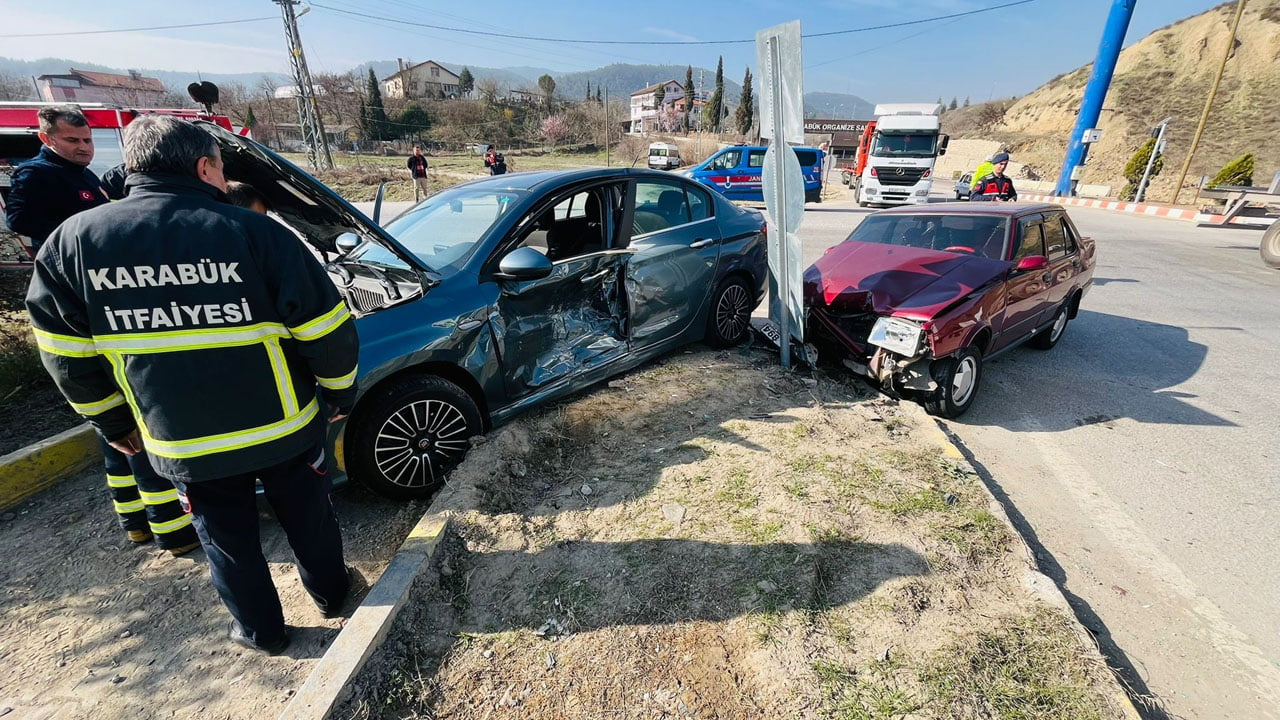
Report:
0,0,1227,104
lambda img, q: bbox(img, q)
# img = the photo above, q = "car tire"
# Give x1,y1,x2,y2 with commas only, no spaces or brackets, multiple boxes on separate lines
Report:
705,276,753,348
1030,300,1070,350
347,375,483,500
1261,221,1280,269
923,346,982,418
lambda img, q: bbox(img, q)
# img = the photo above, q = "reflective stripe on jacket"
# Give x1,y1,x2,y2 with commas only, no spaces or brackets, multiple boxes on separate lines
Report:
969,173,1017,202
25,173,359,482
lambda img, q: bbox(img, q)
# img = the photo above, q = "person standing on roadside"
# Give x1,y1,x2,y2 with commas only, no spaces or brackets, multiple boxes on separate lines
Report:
970,152,1018,202
406,144,429,200
484,145,507,175
26,115,360,655
9,106,197,555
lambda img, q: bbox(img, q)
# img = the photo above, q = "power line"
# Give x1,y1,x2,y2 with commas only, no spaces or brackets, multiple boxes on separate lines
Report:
309,0,1038,45
0,17,277,39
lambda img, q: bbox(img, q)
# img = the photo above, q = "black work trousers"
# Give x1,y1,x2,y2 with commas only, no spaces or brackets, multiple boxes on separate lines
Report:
173,443,348,648
100,435,198,550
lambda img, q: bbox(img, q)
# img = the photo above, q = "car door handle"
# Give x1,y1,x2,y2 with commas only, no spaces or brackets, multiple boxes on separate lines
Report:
689,238,715,249
457,319,484,331
581,268,612,284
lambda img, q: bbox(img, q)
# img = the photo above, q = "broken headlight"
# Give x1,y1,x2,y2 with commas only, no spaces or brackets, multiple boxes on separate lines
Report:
868,317,923,357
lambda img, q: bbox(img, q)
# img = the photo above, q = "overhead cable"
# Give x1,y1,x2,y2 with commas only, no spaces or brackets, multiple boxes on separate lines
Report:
309,1,1037,46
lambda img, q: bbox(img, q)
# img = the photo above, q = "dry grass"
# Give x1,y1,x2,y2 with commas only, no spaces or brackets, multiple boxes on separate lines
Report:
337,350,1125,719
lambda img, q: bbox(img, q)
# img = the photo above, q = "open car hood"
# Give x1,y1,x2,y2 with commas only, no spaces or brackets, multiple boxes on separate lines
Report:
804,241,1009,320
197,122,423,269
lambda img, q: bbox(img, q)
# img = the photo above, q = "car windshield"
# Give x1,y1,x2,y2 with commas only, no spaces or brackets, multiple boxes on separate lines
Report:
871,132,938,158
354,186,527,275
845,214,1009,260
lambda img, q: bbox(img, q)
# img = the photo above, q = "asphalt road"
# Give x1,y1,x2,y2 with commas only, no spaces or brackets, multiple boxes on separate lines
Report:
791,185,1280,720
361,183,1280,718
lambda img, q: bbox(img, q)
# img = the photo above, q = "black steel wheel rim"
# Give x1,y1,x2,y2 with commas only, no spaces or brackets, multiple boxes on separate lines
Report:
716,284,751,340
373,399,470,488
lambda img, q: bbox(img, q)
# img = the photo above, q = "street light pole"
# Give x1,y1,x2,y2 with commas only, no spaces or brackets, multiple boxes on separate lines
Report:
1134,117,1170,203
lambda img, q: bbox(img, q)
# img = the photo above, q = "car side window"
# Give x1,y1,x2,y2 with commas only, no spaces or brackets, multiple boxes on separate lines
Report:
515,187,610,262
687,186,711,221
1014,220,1045,264
1043,216,1068,260
633,180,692,235
1057,215,1079,254
747,149,766,168
707,150,741,171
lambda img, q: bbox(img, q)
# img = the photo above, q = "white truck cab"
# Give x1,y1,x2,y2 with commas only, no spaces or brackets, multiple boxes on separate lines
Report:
855,103,948,207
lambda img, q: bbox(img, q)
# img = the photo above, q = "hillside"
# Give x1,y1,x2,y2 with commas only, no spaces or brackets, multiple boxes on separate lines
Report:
945,0,1280,202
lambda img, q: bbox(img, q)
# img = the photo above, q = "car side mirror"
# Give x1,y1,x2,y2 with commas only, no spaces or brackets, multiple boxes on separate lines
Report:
1015,255,1048,272
335,232,362,255
495,246,553,281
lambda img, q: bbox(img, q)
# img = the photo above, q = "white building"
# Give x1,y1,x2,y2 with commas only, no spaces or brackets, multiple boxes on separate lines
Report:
383,60,461,100
629,80,693,134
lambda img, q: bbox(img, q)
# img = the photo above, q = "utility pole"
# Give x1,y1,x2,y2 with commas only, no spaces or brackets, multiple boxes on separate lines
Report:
1055,0,1136,197
273,0,333,171
604,86,610,167
1134,117,1170,203
1171,0,1247,205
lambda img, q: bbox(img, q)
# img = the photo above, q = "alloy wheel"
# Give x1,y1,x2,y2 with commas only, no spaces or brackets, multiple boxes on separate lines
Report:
373,399,470,488
716,284,751,341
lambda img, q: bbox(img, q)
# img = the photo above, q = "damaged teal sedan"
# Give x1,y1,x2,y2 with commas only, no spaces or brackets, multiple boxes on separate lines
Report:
205,124,767,499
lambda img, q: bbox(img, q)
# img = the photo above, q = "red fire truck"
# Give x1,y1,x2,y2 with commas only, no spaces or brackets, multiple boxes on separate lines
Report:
0,103,248,264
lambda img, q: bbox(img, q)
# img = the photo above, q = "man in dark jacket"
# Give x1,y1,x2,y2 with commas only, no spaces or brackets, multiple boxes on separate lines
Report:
4,106,110,250
406,144,429,199
26,115,360,654
9,107,197,554
970,152,1018,202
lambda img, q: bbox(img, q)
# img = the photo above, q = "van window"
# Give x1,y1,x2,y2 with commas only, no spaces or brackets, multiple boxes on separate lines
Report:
794,150,819,167
706,150,741,171
747,149,766,168
649,148,668,156
89,129,123,176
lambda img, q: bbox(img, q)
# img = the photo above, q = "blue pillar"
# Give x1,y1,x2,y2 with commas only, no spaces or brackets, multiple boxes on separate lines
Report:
1055,0,1138,197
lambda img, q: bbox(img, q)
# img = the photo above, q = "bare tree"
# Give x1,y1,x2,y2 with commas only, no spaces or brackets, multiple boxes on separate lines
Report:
476,78,502,104
0,71,35,101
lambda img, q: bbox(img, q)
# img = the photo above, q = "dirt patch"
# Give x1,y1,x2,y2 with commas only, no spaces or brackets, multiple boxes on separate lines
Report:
338,348,1125,719
0,469,429,719
0,268,81,456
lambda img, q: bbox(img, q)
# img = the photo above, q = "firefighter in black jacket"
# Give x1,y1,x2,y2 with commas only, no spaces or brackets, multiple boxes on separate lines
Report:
26,115,360,655
9,106,196,554
970,152,1018,202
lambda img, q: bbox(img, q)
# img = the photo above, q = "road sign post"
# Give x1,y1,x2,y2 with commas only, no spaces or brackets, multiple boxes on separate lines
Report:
756,20,805,368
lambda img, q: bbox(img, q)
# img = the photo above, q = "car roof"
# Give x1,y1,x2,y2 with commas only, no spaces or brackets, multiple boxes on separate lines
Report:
449,167,691,192
872,201,1061,218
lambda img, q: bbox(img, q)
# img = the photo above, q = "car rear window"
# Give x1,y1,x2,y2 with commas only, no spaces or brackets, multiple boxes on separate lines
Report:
846,214,1008,259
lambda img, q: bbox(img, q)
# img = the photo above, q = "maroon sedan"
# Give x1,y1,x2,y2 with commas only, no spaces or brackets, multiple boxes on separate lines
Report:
804,203,1095,417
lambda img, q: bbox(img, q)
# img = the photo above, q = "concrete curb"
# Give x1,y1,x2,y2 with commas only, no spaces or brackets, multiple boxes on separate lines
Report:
277,510,450,720
908,406,1143,720
0,423,101,510
1018,192,1275,227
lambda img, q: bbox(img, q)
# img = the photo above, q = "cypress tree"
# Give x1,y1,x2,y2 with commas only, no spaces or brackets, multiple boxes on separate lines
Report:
683,66,694,132
735,68,754,135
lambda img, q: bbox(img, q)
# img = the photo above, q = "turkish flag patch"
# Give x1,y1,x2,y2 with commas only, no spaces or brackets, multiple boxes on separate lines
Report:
79,190,94,201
